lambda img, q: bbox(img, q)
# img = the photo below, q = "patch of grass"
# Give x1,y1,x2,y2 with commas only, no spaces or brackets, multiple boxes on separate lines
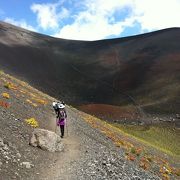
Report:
173,168,180,176
114,123,180,157
146,155,153,162
131,147,136,154
129,147,143,157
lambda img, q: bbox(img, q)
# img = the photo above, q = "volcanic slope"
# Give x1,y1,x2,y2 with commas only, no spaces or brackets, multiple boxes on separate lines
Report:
0,21,180,117
0,71,168,180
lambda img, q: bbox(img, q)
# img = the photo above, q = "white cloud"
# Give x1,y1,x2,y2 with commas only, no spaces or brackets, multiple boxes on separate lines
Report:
55,15,135,40
29,0,180,40
133,0,180,31
31,1,70,30
4,18,36,32
55,0,134,40
56,0,180,40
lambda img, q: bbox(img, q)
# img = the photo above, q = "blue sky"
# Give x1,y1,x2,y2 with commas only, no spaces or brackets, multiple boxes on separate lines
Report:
1,0,180,40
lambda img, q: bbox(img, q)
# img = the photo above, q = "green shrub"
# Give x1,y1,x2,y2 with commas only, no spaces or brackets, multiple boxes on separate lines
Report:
131,147,136,154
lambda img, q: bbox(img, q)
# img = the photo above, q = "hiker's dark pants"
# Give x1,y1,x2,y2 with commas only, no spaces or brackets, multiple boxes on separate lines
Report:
60,125,64,137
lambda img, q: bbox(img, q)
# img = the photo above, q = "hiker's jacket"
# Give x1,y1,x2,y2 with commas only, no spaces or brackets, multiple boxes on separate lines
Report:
57,109,67,126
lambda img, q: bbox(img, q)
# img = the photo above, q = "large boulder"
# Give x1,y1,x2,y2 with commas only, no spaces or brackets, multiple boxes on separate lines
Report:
30,128,64,152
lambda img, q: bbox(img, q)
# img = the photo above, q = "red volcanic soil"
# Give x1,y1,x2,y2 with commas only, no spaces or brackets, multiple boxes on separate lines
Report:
79,104,140,122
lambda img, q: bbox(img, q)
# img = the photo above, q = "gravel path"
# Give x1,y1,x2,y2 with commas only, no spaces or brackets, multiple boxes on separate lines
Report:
41,107,160,180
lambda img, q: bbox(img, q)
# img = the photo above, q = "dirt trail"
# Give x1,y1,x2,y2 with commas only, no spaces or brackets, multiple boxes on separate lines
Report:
38,109,162,180
39,112,81,180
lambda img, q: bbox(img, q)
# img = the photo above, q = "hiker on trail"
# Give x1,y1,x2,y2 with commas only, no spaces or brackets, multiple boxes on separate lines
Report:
56,103,67,138
61,101,65,106
52,101,59,115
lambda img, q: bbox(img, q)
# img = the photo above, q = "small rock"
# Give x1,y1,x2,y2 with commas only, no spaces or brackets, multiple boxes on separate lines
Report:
12,159,17,163
14,118,21,121
16,153,21,158
0,137,4,147
14,172,19,176
4,155,11,160
3,145,9,151
11,114,15,117
8,142,16,149
20,162,34,169
176,114,180,119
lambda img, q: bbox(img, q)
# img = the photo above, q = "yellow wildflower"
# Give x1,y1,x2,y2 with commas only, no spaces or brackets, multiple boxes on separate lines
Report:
2,92,10,99
25,118,39,128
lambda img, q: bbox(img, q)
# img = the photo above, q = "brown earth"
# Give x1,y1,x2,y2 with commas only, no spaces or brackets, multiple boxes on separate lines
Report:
79,104,140,122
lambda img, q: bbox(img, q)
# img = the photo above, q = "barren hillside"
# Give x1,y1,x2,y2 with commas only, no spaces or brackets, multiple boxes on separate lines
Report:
0,22,180,120
1,71,180,180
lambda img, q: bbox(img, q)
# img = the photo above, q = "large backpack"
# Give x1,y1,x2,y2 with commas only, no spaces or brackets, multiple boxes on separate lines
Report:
53,103,58,110
59,110,66,120
53,103,59,114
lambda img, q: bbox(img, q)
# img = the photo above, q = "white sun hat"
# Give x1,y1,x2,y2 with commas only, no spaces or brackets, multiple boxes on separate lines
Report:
58,103,65,109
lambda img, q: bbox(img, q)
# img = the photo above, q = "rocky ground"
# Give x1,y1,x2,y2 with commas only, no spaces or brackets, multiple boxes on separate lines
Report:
0,72,179,180
38,107,162,180
0,72,58,179
54,108,162,180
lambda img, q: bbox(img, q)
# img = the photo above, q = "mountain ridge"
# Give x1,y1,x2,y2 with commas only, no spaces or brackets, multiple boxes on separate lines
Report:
1,20,180,42
0,21,180,120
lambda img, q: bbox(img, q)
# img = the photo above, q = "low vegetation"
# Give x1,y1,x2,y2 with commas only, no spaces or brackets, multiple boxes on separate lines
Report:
114,123,180,157
2,92,10,99
4,82,15,89
0,100,10,108
0,71,50,129
80,111,180,179
25,118,39,128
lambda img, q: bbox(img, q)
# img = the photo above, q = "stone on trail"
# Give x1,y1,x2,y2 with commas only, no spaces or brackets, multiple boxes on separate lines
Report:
20,162,34,169
0,137,4,147
30,128,64,152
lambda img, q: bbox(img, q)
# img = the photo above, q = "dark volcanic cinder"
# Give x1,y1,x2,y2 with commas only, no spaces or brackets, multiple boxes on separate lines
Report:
0,21,180,119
